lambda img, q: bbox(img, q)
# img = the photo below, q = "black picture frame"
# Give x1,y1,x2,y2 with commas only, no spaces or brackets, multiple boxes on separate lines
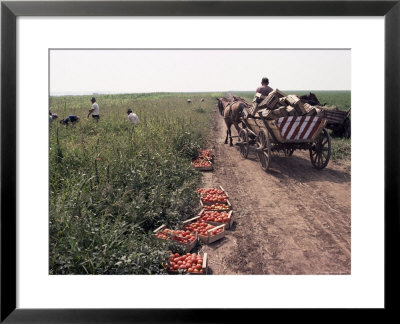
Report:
1,0,399,322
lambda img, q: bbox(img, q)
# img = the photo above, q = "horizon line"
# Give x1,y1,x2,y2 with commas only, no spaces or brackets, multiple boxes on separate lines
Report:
49,89,351,96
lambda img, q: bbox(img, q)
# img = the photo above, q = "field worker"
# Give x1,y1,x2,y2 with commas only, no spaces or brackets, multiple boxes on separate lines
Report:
256,77,273,98
127,109,139,125
87,97,100,120
49,110,58,122
49,113,58,122
60,115,80,125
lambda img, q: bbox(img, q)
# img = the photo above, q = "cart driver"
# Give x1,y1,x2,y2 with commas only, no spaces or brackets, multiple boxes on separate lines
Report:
255,77,273,102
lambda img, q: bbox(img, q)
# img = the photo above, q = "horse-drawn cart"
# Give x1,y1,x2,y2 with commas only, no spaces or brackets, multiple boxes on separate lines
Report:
319,108,351,139
238,111,331,171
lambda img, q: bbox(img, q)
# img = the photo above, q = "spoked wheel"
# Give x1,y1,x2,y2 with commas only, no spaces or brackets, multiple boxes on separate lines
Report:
256,129,271,172
310,128,331,169
283,147,295,157
238,128,250,158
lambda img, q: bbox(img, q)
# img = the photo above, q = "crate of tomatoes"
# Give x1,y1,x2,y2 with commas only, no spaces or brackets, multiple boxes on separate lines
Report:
197,149,214,162
198,209,234,230
197,186,229,205
153,225,198,252
183,216,225,244
191,158,213,171
200,200,232,212
165,251,208,274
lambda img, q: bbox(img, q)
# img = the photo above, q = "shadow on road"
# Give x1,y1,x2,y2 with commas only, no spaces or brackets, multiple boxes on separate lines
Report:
234,146,350,184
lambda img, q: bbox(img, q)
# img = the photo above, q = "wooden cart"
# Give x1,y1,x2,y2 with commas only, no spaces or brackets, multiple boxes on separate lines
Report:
238,112,332,171
319,108,351,139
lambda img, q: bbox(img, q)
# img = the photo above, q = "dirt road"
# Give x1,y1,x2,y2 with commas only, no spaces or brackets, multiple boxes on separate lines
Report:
198,106,351,275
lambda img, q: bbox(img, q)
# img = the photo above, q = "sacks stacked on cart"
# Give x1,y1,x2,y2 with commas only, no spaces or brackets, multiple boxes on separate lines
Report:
251,90,328,120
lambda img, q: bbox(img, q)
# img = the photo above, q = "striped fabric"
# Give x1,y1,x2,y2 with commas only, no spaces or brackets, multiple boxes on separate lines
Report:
276,116,323,141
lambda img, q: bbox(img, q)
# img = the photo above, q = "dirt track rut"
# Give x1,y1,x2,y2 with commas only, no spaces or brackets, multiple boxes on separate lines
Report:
198,107,351,275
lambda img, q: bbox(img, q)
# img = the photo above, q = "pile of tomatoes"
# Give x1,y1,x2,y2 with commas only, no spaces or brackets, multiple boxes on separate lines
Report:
202,194,228,204
198,149,213,161
155,228,197,244
191,159,212,168
203,203,230,211
166,251,205,273
200,211,230,224
184,220,223,237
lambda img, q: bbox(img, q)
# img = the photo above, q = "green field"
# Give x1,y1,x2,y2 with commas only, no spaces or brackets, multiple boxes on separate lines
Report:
49,93,217,274
49,91,350,274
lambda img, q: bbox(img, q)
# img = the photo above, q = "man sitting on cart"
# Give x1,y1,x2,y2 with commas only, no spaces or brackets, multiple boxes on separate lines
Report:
255,77,273,102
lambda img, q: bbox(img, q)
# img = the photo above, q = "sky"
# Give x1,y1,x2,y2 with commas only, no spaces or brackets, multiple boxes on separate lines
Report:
49,49,351,95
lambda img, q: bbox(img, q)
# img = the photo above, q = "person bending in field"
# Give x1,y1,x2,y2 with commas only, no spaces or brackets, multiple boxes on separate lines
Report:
127,109,139,125
255,77,273,102
49,111,58,122
60,115,80,125
87,97,100,121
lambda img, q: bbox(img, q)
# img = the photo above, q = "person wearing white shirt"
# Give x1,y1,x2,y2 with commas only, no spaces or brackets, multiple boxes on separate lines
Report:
127,109,139,125
87,97,100,120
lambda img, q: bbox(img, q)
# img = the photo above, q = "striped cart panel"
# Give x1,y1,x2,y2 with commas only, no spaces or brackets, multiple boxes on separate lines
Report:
276,116,325,142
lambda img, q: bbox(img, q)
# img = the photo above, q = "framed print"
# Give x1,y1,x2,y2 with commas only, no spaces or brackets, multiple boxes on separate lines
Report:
1,0,399,322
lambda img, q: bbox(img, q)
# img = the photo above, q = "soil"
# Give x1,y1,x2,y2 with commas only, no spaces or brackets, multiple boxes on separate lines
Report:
197,105,351,275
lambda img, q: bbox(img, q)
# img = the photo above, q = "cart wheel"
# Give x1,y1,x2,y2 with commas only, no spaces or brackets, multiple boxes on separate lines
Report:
310,128,331,169
283,148,295,157
238,128,250,158
256,129,271,171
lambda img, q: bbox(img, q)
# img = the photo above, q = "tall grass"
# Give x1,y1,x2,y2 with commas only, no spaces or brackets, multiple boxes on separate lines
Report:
49,94,215,274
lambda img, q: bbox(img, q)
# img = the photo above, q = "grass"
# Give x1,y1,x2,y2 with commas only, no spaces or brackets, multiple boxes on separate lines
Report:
49,93,216,274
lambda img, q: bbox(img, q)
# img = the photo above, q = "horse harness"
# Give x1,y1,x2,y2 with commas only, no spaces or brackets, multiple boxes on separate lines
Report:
227,100,244,120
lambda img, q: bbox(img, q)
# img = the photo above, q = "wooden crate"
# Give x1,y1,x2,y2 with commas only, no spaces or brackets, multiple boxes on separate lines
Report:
200,199,232,211
278,97,288,106
153,225,198,252
192,253,208,274
306,108,317,116
167,253,208,275
183,216,225,244
260,107,288,120
248,102,260,116
286,105,298,116
191,159,213,171
285,95,307,115
198,224,225,244
258,89,287,110
198,208,234,230
303,103,318,116
199,186,229,205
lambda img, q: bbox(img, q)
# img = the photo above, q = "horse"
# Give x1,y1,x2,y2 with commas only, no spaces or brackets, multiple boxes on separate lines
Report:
300,92,322,106
216,97,228,116
217,97,246,146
